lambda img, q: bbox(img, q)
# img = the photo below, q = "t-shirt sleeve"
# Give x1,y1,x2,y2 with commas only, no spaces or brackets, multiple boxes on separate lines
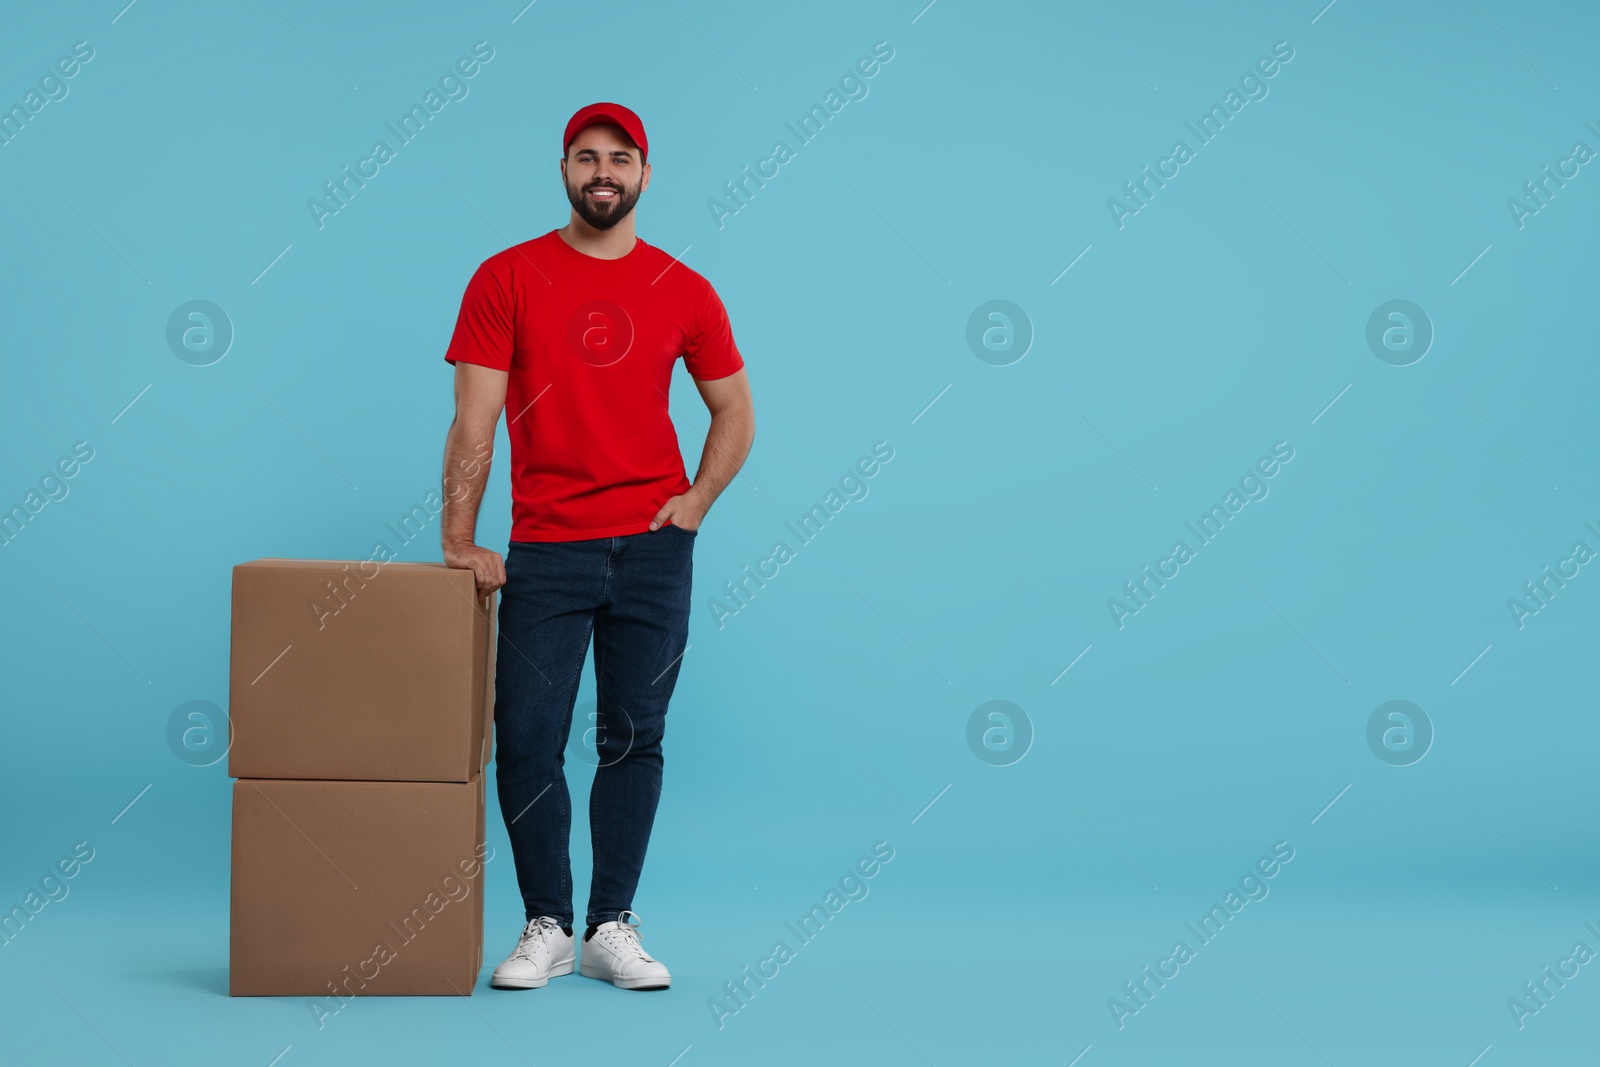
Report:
444,260,514,371
683,280,744,381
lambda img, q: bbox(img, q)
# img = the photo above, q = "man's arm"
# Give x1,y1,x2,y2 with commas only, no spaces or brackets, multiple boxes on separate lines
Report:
441,362,510,597
651,366,755,531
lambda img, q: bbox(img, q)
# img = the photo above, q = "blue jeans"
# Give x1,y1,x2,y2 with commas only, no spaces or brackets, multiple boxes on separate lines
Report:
492,525,696,928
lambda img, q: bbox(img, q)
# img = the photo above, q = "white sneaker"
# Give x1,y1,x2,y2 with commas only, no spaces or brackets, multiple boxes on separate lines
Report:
490,915,575,989
579,910,671,989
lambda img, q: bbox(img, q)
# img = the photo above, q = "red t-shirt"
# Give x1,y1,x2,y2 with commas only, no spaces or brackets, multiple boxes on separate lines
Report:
444,230,744,542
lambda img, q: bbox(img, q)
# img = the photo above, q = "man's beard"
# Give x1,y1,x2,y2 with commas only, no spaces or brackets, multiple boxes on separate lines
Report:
565,177,642,230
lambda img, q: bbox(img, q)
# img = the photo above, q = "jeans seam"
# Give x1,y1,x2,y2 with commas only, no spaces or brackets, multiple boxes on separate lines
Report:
558,614,592,921
593,616,607,758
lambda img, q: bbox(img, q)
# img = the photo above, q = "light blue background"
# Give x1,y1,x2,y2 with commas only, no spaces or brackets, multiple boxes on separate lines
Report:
3,0,1598,1064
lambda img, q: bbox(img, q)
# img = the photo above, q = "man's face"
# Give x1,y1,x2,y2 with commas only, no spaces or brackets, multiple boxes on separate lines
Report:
562,124,647,229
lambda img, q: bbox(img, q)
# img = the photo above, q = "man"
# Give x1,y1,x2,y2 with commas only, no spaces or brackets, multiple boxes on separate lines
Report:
438,102,755,992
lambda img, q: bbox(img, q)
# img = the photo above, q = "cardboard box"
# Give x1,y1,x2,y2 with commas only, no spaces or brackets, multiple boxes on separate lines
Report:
230,775,488,997
228,559,496,782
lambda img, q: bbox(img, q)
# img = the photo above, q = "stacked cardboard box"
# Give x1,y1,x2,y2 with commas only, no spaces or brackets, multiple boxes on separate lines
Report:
227,559,497,997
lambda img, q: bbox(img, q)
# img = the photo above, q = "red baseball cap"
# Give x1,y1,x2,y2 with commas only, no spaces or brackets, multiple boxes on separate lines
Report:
563,102,648,163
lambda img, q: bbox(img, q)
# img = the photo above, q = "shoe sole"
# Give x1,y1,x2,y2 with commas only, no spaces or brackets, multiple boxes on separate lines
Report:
490,958,574,989
579,962,670,989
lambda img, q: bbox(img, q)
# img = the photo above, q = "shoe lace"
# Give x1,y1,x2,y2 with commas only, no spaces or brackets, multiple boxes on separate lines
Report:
514,915,562,961
601,910,654,962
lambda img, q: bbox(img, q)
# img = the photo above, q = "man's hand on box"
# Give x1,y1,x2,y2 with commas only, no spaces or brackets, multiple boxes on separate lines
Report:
444,540,506,599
